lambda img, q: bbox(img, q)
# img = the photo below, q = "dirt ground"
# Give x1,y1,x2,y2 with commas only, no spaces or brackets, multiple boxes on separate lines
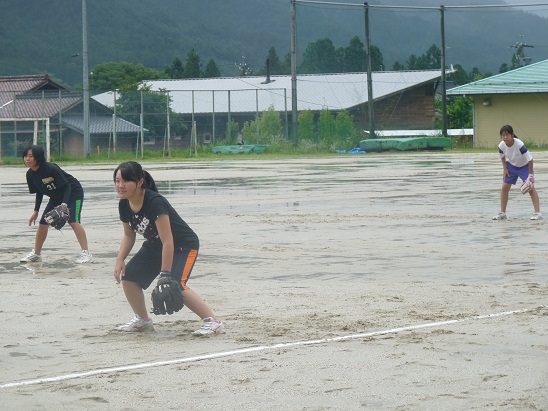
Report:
0,153,547,410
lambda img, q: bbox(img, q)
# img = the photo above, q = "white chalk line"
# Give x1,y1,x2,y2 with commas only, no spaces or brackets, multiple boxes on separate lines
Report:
1,305,544,389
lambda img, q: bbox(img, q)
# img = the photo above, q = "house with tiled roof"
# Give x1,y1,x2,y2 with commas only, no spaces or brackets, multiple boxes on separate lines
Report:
447,59,548,148
0,74,141,158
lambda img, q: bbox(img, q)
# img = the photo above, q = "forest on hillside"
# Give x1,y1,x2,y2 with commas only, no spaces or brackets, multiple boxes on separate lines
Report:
1,0,547,87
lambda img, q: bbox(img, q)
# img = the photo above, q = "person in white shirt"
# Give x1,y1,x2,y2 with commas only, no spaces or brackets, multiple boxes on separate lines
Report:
493,125,542,220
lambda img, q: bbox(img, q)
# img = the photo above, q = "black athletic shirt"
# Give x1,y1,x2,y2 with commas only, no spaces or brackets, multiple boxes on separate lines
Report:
26,162,84,211
118,189,199,249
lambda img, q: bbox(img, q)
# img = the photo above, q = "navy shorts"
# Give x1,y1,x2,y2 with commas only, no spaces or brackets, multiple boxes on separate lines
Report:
40,197,84,225
504,162,529,185
123,241,199,290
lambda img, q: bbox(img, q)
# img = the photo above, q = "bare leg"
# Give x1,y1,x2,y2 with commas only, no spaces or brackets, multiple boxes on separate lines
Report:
69,222,89,251
182,288,218,320
34,224,49,255
121,280,151,320
500,183,511,212
529,188,540,213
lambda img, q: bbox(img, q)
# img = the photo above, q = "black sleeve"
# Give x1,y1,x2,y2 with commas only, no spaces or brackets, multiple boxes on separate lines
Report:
119,200,130,223
34,193,43,212
62,185,72,204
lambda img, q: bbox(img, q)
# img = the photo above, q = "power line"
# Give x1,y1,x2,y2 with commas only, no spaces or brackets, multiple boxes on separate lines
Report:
294,0,548,11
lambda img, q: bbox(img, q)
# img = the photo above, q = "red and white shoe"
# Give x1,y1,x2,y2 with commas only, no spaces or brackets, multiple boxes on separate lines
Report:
117,315,154,332
192,317,225,336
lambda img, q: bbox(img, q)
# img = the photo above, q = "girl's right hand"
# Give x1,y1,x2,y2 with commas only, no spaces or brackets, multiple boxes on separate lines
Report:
28,211,38,226
114,260,126,284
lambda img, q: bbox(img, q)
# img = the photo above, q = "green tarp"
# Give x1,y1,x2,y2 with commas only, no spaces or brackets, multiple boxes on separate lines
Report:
359,137,452,152
211,144,268,154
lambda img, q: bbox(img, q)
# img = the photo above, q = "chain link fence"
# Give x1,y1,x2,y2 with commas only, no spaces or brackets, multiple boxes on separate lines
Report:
0,88,292,161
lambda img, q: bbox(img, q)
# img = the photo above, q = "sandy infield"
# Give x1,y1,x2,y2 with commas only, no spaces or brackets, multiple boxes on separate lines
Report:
0,153,547,410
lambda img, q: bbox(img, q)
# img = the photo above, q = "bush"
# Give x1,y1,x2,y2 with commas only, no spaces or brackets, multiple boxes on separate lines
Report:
258,106,283,142
334,110,357,150
298,110,315,141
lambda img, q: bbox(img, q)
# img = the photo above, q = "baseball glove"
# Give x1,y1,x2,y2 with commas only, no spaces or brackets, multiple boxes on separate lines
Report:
151,273,184,315
45,203,70,230
520,179,533,194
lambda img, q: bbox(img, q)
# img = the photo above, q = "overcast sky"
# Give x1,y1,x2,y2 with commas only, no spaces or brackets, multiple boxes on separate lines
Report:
504,0,548,17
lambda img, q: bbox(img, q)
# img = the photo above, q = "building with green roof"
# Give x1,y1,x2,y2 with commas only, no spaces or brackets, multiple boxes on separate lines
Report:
447,59,548,148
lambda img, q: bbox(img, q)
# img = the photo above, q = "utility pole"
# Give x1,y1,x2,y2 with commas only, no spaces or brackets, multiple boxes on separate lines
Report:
440,5,447,137
82,0,90,158
364,2,375,138
290,0,298,144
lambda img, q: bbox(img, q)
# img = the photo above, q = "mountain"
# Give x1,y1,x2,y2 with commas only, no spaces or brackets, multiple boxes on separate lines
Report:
1,0,547,87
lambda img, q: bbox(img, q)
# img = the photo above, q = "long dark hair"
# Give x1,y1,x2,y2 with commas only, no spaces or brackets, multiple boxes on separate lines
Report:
22,145,46,166
113,161,158,192
500,125,514,136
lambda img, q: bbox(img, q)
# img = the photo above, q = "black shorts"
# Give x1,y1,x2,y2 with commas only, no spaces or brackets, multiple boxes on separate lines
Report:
123,241,198,290
39,197,85,225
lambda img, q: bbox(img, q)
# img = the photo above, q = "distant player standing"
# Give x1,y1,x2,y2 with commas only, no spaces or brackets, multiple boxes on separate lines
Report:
493,125,542,220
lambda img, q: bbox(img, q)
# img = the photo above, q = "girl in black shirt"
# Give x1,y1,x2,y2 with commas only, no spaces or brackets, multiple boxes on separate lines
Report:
21,145,93,264
113,161,224,336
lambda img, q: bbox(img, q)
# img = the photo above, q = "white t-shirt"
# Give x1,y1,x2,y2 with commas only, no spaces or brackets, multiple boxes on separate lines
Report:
498,137,532,168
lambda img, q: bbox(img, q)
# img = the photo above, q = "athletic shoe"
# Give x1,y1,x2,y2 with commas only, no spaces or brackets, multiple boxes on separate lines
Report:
20,249,42,263
75,250,93,264
117,315,154,332
530,212,543,220
492,212,507,220
192,317,225,336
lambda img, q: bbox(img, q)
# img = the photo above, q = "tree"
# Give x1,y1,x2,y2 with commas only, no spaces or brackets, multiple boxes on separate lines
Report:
450,64,471,86
447,97,473,129
183,49,202,78
392,61,406,71
164,57,184,79
300,38,338,74
116,86,184,140
369,45,384,72
499,63,509,74
417,44,441,69
204,58,221,78
469,67,483,81
342,36,365,72
89,62,164,92
405,54,419,70
265,47,287,75
392,44,440,71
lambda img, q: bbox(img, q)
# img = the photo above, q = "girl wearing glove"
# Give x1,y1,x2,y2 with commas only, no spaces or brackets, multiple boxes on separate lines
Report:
493,125,542,220
113,161,224,336
21,145,93,264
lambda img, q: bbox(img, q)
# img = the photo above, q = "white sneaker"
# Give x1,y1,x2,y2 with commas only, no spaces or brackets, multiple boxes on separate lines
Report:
117,315,154,332
492,212,507,220
20,249,42,263
530,212,543,220
76,250,93,264
192,317,225,336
